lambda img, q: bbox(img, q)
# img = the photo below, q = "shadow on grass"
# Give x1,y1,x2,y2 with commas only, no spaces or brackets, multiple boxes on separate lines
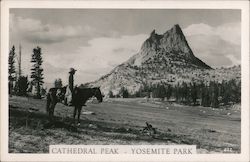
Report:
9,106,78,132
10,106,197,144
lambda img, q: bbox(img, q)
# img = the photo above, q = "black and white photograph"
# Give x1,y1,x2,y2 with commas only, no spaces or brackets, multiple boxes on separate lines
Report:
1,0,249,161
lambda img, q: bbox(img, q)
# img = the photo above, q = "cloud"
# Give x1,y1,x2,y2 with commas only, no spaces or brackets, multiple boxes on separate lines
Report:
184,23,214,36
71,34,147,69
10,14,96,44
216,22,241,45
41,34,148,84
184,22,241,45
183,22,241,67
10,14,148,84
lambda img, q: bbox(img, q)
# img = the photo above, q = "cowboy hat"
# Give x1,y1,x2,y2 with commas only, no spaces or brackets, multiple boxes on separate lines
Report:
69,68,77,73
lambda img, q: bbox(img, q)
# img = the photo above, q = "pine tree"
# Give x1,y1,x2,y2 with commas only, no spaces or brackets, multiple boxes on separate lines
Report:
8,46,16,95
186,83,192,105
210,82,219,108
135,87,143,97
235,81,241,103
30,46,44,99
181,82,188,102
221,81,230,105
191,83,198,105
119,87,129,98
108,90,114,98
156,84,166,101
16,76,29,96
201,84,206,106
166,84,172,101
201,85,210,107
229,79,239,103
174,84,180,102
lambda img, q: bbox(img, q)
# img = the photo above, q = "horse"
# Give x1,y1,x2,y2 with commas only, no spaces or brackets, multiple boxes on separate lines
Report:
72,87,103,124
46,86,67,120
46,86,103,125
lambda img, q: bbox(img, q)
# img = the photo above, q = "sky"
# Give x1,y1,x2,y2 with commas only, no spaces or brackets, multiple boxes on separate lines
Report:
9,9,241,86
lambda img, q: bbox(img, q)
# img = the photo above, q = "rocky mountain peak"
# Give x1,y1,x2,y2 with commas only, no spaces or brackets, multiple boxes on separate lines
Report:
170,24,183,35
160,24,191,54
147,29,162,42
150,29,156,36
90,24,212,95
128,24,211,69
139,24,191,55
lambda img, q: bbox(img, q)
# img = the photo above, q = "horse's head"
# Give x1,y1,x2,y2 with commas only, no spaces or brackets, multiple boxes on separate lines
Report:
92,87,103,103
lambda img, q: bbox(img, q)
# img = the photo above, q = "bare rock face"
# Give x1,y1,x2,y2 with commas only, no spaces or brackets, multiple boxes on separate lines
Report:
161,24,191,54
88,25,216,95
128,24,211,69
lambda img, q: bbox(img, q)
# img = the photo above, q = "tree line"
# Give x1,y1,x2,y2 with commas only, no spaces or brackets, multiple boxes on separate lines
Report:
8,45,45,99
109,80,241,108
9,44,241,107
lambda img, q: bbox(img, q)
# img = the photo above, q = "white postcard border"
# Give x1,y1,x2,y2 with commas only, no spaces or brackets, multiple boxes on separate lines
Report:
1,1,249,162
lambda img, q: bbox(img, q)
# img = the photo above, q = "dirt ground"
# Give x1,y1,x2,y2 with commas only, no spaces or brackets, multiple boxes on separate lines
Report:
8,96,241,153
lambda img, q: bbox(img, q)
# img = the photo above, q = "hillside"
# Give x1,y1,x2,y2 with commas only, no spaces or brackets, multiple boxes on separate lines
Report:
88,24,240,95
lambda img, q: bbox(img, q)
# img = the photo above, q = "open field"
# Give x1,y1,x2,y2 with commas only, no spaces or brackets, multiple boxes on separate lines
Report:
9,96,241,153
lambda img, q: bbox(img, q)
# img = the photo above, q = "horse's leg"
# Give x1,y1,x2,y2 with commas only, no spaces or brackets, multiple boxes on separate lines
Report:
77,106,82,125
49,101,56,122
46,93,51,115
52,103,56,116
73,106,77,124
48,104,53,121
46,93,54,122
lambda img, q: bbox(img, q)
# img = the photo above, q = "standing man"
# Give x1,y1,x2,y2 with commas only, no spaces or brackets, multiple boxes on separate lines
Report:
65,68,77,106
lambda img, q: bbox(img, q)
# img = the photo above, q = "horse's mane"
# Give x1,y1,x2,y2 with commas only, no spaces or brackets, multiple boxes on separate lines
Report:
73,87,102,104
75,87,97,95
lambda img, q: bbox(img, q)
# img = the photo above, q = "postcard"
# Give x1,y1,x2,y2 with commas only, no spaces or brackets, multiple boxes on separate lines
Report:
1,0,249,161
